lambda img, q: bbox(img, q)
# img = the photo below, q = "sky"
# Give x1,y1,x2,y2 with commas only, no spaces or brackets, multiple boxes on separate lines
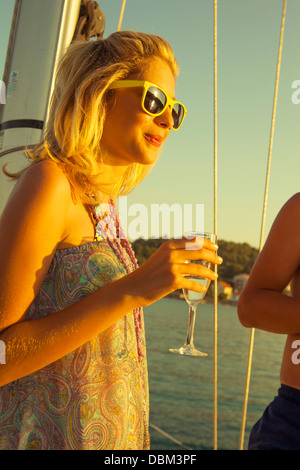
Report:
1,0,300,248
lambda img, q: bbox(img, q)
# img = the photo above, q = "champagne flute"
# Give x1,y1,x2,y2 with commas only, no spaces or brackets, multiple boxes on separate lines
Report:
169,231,217,357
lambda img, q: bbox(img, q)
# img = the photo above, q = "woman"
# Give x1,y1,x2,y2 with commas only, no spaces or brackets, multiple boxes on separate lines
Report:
238,194,300,449
0,31,222,450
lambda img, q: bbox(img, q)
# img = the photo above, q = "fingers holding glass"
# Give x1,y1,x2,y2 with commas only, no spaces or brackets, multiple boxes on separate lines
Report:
169,232,221,357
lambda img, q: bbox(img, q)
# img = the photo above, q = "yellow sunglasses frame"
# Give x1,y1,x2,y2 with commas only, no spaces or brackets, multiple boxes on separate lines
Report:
109,80,187,130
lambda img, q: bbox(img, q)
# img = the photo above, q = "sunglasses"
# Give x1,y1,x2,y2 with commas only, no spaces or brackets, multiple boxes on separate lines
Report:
109,80,187,130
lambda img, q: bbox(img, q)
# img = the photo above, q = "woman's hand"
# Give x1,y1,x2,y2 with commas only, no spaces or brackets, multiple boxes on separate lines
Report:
123,236,223,307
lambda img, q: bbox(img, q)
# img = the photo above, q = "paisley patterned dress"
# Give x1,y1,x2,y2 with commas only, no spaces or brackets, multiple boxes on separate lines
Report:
0,202,150,450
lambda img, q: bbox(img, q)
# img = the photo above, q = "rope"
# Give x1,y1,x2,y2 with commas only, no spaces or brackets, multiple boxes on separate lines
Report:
238,0,287,450
117,0,126,31
213,0,218,451
149,423,192,450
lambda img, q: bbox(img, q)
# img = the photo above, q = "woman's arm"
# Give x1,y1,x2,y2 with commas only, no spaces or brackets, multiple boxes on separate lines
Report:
0,161,222,386
238,193,300,334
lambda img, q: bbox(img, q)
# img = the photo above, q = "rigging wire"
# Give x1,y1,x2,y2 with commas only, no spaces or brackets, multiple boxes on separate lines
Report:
238,0,287,450
213,0,218,451
149,423,192,451
117,0,126,31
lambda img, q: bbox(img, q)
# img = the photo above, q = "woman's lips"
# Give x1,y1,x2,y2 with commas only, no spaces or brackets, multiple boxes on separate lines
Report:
144,134,164,147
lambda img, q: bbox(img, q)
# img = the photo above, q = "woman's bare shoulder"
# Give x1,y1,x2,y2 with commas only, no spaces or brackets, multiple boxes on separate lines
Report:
6,160,72,209
1,160,74,240
18,160,71,191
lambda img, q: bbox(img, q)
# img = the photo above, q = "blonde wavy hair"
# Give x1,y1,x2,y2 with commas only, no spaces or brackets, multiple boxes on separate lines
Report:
5,31,179,203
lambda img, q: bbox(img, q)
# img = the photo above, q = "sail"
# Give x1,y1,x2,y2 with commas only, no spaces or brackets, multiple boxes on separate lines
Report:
0,0,81,214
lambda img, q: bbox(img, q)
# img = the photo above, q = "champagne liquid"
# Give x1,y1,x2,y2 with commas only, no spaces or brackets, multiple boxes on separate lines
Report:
183,277,211,303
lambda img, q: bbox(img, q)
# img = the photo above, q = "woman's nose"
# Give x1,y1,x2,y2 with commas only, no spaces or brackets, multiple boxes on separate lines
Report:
155,106,174,129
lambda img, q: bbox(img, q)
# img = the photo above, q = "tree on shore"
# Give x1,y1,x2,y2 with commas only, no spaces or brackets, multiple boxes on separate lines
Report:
132,238,259,286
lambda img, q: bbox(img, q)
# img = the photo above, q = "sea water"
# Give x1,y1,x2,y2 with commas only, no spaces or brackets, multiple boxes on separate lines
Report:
144,297,286,450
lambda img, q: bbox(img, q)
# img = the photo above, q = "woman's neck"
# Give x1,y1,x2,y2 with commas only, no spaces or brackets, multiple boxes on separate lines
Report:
96,160,129,203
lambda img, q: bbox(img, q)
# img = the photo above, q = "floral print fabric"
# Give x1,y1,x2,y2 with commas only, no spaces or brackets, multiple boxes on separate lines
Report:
0,239,149,450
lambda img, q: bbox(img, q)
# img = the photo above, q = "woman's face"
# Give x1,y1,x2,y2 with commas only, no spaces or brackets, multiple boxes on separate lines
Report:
101,58,176,167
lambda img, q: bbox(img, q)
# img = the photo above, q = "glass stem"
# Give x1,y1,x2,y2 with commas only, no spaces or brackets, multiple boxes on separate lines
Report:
184,303,198,348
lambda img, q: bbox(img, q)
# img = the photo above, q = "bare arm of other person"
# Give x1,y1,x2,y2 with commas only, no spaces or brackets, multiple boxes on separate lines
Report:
0,161,222,386
238,193,300,334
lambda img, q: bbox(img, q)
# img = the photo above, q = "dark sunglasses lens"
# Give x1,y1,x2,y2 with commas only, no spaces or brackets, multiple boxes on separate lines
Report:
172,103,185,129
144,86,166,114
